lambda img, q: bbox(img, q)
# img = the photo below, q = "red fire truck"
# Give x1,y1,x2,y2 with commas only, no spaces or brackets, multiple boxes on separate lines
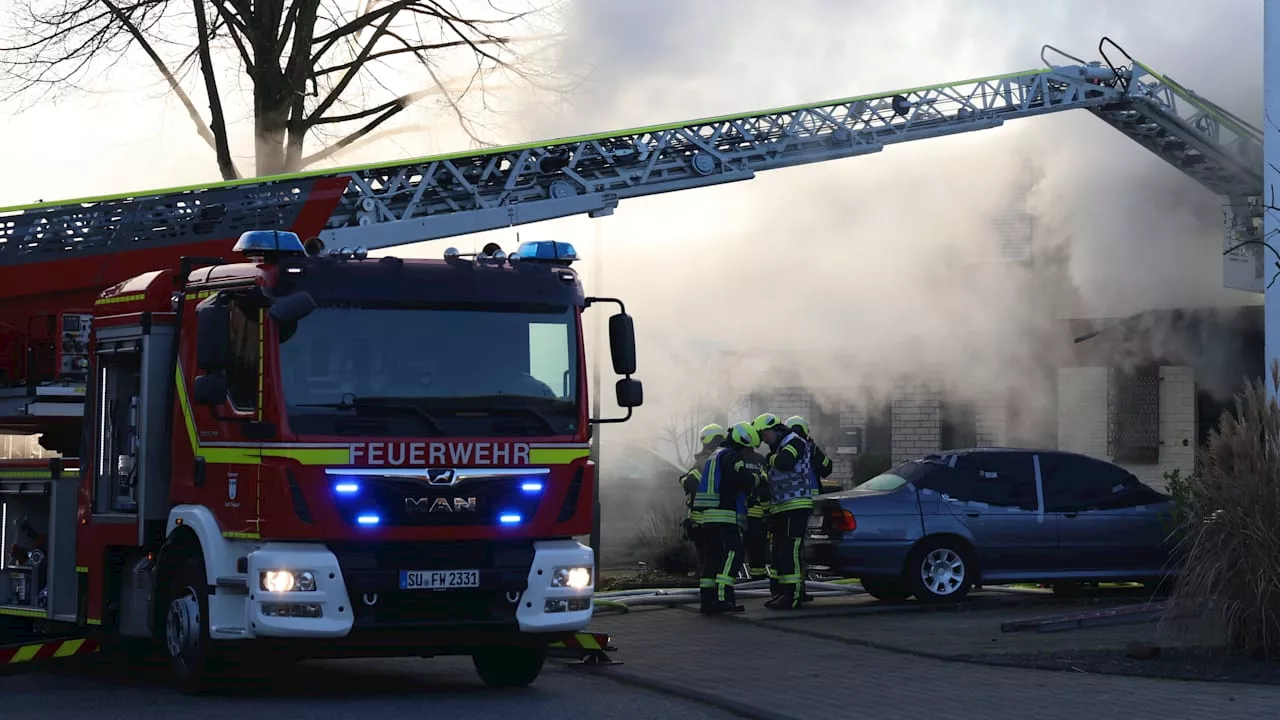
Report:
0,227,643,691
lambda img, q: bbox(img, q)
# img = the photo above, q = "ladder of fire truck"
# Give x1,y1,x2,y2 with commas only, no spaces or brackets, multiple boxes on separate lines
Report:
0,37,1263,423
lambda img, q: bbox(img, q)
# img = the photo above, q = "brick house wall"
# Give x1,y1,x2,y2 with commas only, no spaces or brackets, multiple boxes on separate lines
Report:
890,384,942,464
1056,365,1196,491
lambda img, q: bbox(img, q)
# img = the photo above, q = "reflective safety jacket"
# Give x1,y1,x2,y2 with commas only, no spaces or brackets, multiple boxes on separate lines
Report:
765,430,815,513
742,448,771,518
693,443,754,525
794,428,834,492
679,447,717,524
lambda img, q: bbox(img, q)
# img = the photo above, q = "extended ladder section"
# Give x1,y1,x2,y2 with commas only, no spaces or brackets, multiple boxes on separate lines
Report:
0,39,1260,289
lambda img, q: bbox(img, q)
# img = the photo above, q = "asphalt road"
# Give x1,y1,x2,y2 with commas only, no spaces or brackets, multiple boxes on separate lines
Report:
1,655,741,720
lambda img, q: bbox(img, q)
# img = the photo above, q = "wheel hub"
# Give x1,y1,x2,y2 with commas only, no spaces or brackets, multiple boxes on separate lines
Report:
920,548,965,596
166,589,201,660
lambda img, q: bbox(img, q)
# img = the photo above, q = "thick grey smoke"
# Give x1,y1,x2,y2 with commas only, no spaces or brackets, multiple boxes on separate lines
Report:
508,0,1263,562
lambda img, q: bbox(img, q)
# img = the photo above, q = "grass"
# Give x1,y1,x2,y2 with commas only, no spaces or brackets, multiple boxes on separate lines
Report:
1163,360,1280,659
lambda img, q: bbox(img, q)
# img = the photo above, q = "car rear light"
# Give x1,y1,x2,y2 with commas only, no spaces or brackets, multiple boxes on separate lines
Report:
830,509,856,533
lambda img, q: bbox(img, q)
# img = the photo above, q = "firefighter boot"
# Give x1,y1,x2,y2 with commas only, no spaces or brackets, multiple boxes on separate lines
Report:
699,586,718,614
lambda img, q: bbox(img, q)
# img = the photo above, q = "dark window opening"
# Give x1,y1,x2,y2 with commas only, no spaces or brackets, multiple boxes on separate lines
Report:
852,404,893,485
940,400,978,450
1108,364,1160,464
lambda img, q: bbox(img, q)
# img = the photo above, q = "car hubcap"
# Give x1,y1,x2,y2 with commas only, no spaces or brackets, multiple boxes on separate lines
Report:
166,589,201,661
920,548,965,596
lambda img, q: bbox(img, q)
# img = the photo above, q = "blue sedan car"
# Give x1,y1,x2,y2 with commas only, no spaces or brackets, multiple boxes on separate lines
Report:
804,448,1177,603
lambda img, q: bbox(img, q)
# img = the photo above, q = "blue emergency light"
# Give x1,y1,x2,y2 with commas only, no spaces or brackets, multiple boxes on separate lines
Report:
520,481,544,493
513,240,577,264
233,230,307,256
498,512,523,525
333,481,360,495
356,513,381,526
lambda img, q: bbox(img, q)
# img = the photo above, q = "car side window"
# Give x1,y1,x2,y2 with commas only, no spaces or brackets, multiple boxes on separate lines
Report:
1039,454,1156,512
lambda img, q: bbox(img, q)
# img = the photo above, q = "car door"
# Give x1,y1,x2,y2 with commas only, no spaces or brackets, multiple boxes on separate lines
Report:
1039,453,1170,575
941,452,1057,579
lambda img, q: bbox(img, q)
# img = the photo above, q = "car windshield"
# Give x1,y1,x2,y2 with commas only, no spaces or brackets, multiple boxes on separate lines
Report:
856,460,940,492
278,303,580,438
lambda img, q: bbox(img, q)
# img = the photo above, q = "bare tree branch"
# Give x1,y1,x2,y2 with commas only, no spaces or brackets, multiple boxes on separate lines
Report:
0,0,571,178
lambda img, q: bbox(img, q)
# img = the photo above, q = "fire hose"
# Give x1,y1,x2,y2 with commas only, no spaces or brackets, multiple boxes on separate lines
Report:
591,579,864,613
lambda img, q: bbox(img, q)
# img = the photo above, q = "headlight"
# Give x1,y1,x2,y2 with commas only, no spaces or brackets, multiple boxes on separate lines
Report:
260,570,317,593
551,566,592,589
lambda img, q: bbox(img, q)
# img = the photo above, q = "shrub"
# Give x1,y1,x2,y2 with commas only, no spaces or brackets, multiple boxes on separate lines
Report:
629,503,699,576
1166,360,1280,659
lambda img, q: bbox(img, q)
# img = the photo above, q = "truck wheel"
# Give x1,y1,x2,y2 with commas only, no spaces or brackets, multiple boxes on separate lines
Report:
472,646,547,688
162,549,220,694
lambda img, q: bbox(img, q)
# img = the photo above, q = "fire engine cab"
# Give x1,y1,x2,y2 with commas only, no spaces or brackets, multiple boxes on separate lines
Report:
0,229,643,692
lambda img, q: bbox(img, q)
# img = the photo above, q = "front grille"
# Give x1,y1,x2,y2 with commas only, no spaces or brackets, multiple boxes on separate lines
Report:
329,540,534,628
328,470,545,527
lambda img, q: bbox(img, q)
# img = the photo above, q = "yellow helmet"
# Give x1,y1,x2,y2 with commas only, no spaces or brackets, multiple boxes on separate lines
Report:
698,423,727,447
785,415,809,435
729,421,761,449
751,412,780,433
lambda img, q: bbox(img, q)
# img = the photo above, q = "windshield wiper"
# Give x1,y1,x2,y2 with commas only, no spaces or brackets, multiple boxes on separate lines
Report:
295,396,446,435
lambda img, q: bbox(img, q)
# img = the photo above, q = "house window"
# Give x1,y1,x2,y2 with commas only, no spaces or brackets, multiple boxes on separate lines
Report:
940,400,978,450
1108,364,1159,464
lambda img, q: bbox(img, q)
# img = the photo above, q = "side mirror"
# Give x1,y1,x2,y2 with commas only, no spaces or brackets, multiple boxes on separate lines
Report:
269,290,317,323
191,373,228,406
607,313,637,376
196,303,231,371
615,378,644,408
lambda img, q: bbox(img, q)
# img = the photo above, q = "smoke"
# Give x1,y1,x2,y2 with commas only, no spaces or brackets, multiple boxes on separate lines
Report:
507,0,1264,562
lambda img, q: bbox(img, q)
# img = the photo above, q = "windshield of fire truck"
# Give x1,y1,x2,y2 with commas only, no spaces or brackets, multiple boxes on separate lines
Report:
277,302,580,438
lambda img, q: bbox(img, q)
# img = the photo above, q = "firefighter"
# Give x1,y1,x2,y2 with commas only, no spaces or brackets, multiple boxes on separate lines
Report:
785,415,834,492
692,421,761,615
786,414,833,603
753,412,815,610
680,423,727,559
739,434,772,582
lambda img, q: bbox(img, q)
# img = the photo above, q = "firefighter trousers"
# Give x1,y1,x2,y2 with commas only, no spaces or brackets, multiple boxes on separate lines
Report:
745,516,769,579
699,521,743,610
768,508,810,608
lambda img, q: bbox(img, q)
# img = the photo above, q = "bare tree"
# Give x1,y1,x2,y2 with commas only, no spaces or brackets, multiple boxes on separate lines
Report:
0,0,567,179
656,354,735,469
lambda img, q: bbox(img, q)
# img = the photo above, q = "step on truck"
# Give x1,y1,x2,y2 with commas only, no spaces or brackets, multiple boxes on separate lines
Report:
0,230,643,691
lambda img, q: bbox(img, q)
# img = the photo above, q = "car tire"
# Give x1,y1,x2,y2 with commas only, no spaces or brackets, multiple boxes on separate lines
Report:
858,576,911,602
905,537,973,604
473,646,547,688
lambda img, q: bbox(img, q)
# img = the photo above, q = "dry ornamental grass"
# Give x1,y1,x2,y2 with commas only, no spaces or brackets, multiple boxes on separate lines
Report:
1165,359,1280,659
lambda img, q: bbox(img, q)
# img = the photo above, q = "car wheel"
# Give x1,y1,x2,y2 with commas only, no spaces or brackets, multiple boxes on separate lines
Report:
858,576,911,602
906,538,973,603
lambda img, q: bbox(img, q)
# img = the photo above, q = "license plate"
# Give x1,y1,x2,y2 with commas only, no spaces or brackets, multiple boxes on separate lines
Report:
807,515,823,529
399,569,481,590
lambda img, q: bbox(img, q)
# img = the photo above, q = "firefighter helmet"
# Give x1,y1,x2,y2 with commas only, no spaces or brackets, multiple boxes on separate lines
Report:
729,421,761,449
698,423,726,447
751,412,780,433
785,415,809,435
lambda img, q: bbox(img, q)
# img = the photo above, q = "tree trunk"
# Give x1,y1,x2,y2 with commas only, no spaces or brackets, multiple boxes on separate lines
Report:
253,71,291,176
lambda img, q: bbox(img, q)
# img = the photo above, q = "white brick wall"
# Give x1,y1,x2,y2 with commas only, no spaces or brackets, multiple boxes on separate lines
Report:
1055,365,1196,492
891,383,942,463
974,396,1008,447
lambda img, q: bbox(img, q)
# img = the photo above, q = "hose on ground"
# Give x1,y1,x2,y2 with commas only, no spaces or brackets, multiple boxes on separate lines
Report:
592,599,632,613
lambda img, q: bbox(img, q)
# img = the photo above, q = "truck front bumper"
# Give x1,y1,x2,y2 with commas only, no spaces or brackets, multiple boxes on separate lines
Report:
216,538,594,644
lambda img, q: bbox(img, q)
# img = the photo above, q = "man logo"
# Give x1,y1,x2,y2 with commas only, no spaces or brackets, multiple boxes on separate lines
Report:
426,469,456,486
406,496,478,513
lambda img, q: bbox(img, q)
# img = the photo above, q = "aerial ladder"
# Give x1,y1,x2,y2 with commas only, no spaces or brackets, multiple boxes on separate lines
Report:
0,36,1262,452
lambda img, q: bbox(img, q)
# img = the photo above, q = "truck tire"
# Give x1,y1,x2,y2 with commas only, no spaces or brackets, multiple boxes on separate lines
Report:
472,646,547,688
161,546,221,694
